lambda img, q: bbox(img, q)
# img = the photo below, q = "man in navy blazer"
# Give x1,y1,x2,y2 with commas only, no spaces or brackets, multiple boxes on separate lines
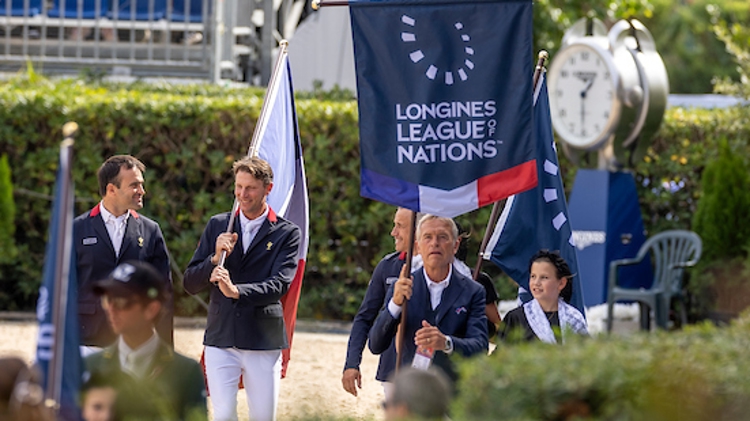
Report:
342,207,410,397
369,215,488,383
184,156,300,421
74,155,172,349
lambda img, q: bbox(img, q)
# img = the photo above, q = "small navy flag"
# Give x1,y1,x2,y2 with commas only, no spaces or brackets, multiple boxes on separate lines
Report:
35,140,82,420
350,0,536,218
485,74,586,314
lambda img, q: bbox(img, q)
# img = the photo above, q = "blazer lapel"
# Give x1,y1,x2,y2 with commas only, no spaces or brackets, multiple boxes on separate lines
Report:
243,219,274,259
435,274,462,325
119,214,142,261
92,213,116,258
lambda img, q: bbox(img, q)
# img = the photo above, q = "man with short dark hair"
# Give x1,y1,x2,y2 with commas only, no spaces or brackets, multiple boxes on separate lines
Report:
85,261,206,421
369,215,488,383
342,207,410,397
184,156,301,421
74,155,172,349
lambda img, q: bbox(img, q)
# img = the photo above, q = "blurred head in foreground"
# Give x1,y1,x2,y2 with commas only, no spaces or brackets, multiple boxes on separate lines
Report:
384,367,452,420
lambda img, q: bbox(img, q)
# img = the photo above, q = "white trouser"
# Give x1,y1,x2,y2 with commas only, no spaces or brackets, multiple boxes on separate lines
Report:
204,346,282,421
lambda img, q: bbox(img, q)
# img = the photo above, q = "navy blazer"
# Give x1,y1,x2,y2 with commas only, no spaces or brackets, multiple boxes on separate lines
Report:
184,208,300,350
74,204,172,347
85,339,207,420
369,268,488,381
344,251,403,382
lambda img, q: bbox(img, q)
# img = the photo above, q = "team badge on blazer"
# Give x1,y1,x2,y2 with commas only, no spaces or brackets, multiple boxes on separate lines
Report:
266,241,273,251
455,306,467,315
138,237,144,247
83,237,97,245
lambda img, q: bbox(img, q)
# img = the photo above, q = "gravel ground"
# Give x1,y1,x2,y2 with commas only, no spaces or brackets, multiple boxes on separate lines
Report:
0,303,639,420
0,320,384,421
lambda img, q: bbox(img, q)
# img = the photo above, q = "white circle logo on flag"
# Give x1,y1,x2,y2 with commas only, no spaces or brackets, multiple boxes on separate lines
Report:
400,15,475,85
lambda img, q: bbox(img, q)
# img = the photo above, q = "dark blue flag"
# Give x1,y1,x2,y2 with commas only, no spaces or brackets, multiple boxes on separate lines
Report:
350,0,536,217
35,140,82,420
486,74,586,314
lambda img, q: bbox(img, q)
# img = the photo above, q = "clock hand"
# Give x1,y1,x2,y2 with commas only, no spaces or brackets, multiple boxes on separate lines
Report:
579,76,595,135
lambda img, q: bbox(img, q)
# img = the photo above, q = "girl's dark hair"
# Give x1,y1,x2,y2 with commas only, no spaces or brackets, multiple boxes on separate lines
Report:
529,249,574,303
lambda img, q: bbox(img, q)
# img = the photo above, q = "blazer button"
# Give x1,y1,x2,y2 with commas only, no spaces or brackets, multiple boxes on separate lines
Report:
235,312,240,317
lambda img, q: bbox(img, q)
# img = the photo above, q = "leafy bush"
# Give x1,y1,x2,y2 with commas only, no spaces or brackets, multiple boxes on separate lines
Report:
0,74,749,319
454,314,750,420
0,154,16,264
711,3,750,99
692,139,750,261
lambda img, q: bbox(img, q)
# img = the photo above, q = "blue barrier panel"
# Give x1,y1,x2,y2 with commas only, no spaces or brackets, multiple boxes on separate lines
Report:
0,0,41,16
48,0,107,18
170,0,204,22
108,0,165,20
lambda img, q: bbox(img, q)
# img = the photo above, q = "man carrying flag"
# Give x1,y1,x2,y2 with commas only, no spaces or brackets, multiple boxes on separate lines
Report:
184,156,301,421
485,72,586,315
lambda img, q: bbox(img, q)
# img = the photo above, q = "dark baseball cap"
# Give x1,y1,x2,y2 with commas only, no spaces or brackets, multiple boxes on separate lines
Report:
92,261,167,302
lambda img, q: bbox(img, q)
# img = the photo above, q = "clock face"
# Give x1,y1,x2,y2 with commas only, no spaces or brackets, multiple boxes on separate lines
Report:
548,43,620,150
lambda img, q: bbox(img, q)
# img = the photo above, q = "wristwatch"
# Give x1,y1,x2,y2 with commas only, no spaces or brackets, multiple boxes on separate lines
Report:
444,335,453,353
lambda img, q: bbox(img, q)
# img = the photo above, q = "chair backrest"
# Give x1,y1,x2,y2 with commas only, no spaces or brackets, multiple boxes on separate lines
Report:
636,230,702,293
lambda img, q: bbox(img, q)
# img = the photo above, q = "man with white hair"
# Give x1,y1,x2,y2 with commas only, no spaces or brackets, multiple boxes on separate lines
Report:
369,214,488,383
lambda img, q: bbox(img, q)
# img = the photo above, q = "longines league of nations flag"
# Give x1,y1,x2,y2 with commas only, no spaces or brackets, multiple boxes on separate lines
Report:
350,0,536,217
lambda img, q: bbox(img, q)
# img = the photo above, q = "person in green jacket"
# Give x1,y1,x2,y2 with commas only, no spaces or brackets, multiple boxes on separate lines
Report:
85,261,207,421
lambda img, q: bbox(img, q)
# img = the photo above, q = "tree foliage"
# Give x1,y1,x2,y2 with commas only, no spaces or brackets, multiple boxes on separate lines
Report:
0,154,16,265
692,139,750,261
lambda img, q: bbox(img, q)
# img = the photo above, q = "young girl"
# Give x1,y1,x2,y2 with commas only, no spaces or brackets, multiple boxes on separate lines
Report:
500,250,588,344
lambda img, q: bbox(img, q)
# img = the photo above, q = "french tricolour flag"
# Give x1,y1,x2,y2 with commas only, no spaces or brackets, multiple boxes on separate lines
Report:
361,161,537,218
257,56,309,378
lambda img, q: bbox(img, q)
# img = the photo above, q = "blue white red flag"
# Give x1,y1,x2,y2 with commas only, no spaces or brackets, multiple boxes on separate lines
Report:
257,57,309,378
485,74,586,314
35,140,82,420
349,0,536,217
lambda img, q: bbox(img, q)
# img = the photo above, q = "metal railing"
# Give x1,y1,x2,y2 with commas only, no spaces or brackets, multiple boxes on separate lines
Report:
0,0,218,79
0,0,310,83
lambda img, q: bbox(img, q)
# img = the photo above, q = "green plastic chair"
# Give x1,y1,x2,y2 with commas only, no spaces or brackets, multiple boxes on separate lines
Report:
606,230,702,332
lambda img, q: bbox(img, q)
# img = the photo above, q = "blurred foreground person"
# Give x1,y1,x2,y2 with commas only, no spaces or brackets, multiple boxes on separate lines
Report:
499,250,588,344
86,261,206,421
383,367,451,421
80,372,117,421
0,357,50,421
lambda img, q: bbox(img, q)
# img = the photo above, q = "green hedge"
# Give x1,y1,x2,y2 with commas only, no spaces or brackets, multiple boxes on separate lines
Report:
0,76,749,319
454,315,750,420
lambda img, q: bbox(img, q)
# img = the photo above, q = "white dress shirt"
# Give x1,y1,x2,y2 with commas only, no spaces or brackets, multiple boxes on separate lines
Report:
117,331,160,379
388,265,452,317
99,202,129,257
239,206,268,253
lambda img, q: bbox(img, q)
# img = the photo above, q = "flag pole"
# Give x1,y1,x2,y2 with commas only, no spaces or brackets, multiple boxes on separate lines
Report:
472,51,548,281
46,122,78,413
311,0,348,9
395,210,417,373
217,40,291,267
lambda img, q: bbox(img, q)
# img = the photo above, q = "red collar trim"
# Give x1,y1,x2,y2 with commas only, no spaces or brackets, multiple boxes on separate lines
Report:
399,251,407,260
90,203,101,217
89,203,139,219
235,206,277,223
268,207,277,223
